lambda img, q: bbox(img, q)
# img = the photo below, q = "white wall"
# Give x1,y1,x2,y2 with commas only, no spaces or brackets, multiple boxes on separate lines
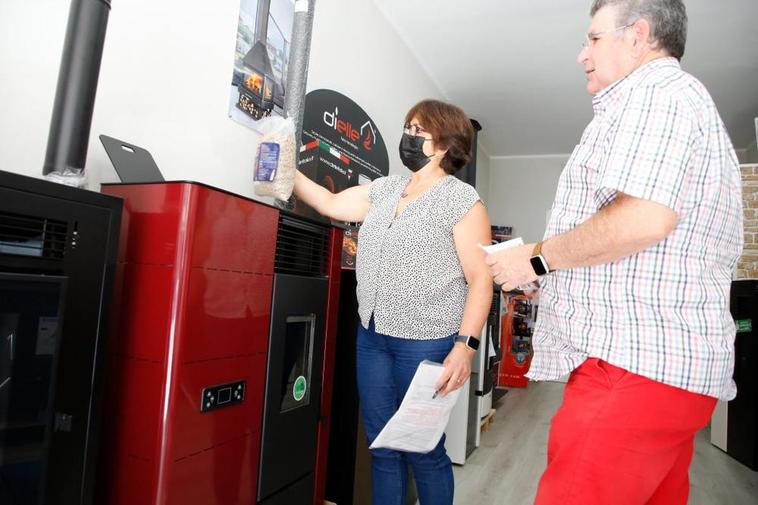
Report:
487,155,568,243
0,0,70,180
0,0,478,199
475,144,490,204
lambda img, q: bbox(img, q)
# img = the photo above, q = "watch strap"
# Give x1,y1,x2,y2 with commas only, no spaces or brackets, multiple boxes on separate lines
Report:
454,334,480,351
532,241,543,257
531,241,551,274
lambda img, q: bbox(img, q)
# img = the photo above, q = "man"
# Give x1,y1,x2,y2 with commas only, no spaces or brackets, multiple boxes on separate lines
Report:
485,1,744,504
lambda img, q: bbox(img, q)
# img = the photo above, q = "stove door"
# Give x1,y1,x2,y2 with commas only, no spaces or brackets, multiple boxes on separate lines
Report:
258,273,327,503
0,273,66,505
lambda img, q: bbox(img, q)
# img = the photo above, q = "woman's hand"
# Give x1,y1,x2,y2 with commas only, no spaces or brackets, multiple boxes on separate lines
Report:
435,343,475,396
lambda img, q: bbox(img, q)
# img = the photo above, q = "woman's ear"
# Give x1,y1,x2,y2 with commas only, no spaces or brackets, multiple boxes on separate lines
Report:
431,139,449,158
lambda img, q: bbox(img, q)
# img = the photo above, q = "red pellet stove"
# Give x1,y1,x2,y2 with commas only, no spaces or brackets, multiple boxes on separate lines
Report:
97,181,341,505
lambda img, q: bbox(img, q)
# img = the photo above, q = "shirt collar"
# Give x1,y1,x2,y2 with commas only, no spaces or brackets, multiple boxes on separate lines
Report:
592,56,680,115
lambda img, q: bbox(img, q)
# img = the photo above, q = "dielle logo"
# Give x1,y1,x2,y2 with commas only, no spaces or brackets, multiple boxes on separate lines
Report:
323,106,376,151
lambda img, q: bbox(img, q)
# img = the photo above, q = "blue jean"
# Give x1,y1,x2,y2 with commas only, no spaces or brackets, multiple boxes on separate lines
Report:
356,318,455,505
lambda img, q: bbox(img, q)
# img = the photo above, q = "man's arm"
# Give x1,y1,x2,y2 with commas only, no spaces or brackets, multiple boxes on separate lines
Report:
542,192,678,269
485,192,679,291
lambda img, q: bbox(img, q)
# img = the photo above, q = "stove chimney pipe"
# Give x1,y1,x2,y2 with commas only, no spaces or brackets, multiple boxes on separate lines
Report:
43,0,112,178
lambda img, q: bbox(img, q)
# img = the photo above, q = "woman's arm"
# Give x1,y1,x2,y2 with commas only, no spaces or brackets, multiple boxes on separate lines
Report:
454,201,494,337
293,170,372,222
436,201,493,395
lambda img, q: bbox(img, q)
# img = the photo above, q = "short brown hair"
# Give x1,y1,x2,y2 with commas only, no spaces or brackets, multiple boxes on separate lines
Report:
404,99,475,174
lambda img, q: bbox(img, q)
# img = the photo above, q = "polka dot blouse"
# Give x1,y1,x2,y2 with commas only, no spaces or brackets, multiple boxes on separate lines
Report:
356,174,481,339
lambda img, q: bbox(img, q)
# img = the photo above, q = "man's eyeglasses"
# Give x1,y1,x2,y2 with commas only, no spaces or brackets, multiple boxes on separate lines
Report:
403,123,428,136
582,22,635,49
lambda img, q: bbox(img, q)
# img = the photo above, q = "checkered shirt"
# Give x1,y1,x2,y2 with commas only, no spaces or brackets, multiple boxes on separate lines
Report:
528,58,744,400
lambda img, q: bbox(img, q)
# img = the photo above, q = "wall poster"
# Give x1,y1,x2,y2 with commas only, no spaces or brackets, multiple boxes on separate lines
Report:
228,0,295,130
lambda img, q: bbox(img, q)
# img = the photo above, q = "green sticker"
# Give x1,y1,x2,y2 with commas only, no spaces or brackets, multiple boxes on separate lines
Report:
736,319,752,333
293,376,307,401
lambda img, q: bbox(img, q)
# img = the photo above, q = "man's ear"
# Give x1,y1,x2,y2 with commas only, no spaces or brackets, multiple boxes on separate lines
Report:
631,18,653,54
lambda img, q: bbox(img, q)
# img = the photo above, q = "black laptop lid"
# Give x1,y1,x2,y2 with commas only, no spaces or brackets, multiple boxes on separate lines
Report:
99,135,164,183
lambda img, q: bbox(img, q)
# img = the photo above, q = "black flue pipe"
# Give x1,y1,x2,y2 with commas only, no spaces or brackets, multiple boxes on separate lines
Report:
43,0,112,176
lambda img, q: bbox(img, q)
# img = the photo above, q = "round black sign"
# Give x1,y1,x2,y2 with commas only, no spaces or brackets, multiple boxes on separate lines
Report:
300,89,389,192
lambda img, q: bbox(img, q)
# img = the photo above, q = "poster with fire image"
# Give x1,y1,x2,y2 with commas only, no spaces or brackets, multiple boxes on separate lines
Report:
228,0,295,130
341,226,359,270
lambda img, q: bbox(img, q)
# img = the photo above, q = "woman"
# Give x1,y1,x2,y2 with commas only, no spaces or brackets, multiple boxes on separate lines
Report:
293,99,492,505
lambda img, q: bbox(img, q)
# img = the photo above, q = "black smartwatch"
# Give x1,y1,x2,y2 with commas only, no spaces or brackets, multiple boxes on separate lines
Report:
530,241,550,276
454,335,480,351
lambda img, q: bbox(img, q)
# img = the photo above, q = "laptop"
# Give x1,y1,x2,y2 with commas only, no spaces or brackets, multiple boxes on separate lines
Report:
99,135,164,183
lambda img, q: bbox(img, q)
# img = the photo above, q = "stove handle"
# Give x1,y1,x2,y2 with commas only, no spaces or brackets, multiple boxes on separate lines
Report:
0,332,12,391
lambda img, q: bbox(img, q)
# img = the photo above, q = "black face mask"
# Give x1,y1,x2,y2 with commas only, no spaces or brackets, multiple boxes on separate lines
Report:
398,133,433,172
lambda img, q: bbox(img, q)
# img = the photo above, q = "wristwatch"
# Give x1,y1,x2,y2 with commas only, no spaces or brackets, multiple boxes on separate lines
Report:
454,335,480,351
530,241,551,276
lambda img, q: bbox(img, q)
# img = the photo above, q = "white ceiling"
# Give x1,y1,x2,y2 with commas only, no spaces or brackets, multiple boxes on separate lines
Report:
375,0,758,156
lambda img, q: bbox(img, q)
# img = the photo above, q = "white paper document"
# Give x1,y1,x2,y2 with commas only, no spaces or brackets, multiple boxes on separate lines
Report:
478,236,524,254
369,360,461,453
479,236,539,292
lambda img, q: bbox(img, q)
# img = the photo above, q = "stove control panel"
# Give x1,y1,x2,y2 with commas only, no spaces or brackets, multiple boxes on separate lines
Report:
200,380,245,413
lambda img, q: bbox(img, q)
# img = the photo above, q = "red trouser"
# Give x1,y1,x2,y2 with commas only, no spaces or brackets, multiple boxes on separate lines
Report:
534,358,717,505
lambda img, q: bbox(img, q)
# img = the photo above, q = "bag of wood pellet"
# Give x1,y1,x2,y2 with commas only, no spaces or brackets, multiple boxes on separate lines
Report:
253,116,296,201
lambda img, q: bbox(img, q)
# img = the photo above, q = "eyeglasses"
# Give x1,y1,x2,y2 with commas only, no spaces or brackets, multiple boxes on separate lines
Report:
403,123,428,136
582,22,635,49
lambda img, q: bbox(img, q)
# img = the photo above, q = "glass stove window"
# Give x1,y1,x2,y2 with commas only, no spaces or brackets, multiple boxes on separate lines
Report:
0,274,66,505
246,73,263,95
263,80,274,102
280,314,315,413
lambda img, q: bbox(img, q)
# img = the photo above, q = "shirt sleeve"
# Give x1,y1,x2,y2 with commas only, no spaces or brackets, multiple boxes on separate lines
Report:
596,85,697,213
444,181,482,227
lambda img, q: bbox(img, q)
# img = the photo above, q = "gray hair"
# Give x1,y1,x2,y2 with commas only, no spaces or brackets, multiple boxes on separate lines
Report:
590,0,688,60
